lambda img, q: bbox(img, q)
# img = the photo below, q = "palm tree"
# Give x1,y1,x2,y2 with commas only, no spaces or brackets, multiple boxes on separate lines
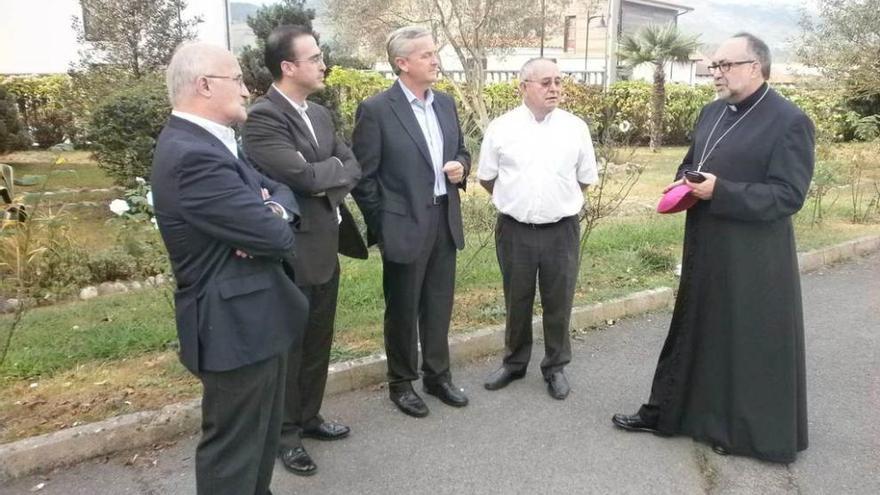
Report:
618,24,700,151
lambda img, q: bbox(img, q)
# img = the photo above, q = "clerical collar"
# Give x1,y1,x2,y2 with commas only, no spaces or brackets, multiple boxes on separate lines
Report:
727,82,769,112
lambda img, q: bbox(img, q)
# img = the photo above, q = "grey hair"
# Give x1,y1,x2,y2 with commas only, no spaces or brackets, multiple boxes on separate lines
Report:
166,41,229,106
732,32,771,79
519,57,558,82
386,26,432,75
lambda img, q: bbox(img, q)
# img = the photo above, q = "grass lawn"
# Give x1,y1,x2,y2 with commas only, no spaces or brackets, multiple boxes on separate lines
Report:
1,143,878,443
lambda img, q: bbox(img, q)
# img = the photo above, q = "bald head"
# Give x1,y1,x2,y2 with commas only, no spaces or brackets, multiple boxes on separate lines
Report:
519,58,557,82
166,42,249,125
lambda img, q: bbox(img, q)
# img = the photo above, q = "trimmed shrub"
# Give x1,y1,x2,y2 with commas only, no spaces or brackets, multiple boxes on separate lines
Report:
87,75,169,186
0,86,31,153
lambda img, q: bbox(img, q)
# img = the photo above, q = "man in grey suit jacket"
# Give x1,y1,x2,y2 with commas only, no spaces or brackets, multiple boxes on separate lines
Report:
351,26,471,418
242,25,366,477
151,42,307,495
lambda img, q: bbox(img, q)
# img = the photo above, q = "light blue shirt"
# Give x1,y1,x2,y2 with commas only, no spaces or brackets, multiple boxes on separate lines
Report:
399,80,447,196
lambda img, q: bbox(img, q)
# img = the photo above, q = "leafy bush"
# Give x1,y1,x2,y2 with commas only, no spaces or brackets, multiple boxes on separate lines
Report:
0,86,31,153
1,74,76,147
324,67,391,142
87,75,169,186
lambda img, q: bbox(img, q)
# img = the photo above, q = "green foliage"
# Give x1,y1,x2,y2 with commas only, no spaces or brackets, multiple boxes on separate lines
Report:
797,0,880,101
239,0,316,95
323,67,390,142
0,86,31,153
87,76,169,186
73,0,202,79
1,75,76,147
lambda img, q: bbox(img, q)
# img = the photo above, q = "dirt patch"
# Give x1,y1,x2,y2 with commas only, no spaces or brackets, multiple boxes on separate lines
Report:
0,352,199,444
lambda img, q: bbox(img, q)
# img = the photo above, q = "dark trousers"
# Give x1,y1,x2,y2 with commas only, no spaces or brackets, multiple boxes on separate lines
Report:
196,353,287,495
496,214,579,377
281,263,340,448
383,201,456,390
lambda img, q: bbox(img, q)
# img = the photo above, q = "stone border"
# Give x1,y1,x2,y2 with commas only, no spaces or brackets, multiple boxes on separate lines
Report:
0,236,877,481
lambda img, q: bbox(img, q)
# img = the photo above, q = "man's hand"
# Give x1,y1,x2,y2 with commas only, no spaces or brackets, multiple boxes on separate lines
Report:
443,161,465,184
685,172,717,200
662,179,685,193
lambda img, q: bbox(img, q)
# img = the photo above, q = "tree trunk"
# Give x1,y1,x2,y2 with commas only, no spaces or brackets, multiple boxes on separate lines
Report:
651,63,666,152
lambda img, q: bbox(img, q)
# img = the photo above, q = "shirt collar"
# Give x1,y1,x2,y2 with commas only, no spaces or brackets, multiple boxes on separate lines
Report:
519,104,555,124
171,110,238,158
399,79,434,106
727,82,768,112
272,84,309,114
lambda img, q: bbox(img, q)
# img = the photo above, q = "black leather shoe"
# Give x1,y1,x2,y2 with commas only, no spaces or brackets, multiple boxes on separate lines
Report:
545,371,570,400
611,413,660,434
389,389,430,417
484,367,526,391
712,444,729,456
279,446,317,476
424,381,469,407
302,421,350,441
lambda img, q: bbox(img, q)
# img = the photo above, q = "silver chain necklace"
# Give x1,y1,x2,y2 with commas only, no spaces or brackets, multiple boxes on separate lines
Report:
696,84,771,171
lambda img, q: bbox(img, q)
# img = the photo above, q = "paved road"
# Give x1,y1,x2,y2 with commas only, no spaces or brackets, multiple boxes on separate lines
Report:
3,253,879,494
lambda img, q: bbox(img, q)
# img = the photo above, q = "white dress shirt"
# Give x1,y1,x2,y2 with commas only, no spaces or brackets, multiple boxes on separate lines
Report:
171,110,291,221
477,105,599,224
272,84,319,147
172,110,238,158
399,80,447,197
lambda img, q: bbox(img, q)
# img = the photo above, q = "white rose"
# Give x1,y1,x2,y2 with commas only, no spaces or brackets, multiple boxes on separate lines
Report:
109,199,131,216
135,177,147,185
618,121,632,133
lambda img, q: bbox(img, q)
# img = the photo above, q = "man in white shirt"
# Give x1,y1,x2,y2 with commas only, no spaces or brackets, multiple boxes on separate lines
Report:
478,58,598,400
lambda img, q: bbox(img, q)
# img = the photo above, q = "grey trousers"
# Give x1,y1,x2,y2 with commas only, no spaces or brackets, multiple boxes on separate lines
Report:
196,353,287,495
495,214,579,377
281,263,340,448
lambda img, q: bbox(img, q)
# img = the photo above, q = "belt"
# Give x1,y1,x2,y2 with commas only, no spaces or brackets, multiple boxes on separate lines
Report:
431,195,448,206
501,213,576,229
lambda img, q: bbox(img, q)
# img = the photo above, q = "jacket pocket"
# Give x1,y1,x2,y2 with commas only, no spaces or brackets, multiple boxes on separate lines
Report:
217,272,272,299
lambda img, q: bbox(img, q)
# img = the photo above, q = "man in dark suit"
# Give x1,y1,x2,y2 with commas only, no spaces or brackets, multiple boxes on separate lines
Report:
351,26,471,418
242,25,366,476
151,42,307,495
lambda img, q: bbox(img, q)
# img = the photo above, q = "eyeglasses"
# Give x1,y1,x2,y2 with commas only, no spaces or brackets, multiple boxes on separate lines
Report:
523,77,563,88
291,53,325,65
707,60,755,73
204,74,245,85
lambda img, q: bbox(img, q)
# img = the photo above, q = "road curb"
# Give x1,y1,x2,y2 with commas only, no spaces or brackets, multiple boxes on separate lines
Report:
1,235,877,481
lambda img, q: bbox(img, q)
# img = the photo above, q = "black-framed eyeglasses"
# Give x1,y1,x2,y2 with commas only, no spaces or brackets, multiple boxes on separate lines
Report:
523,77,563,88
204,74,245,85
291,53,325,65
707,60,755,73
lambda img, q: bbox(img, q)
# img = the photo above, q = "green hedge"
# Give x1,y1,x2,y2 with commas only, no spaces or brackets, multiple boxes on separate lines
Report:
86,75,170,186
324,68,869,146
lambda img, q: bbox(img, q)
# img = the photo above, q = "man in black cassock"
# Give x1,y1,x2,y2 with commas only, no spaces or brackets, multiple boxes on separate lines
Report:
612,32,814,463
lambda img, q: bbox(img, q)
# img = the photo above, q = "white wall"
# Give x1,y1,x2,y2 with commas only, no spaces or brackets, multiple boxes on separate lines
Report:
0,0,230,75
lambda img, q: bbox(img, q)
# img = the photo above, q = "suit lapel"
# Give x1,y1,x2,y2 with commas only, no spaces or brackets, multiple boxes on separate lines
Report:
266,87,319,154
388,82,433,168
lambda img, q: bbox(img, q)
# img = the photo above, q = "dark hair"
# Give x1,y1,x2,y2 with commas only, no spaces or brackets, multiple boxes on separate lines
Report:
265,25,314,80
732,32,771,79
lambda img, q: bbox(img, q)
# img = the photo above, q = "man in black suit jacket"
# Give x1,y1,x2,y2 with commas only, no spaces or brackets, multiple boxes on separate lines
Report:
242,25,366,477
351,26,471,418
151,42,307,495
